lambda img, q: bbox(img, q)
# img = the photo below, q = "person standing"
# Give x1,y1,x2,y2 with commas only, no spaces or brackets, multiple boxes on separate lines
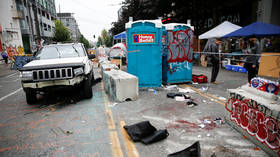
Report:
203,38,222,84
244,39,260,83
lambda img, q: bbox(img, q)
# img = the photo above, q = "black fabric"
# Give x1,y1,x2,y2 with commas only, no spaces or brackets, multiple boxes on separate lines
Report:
167,141,201,157
167,93,189,99
210,59,219,82
124,121,169,144
141,129,169,145
124,121,157,142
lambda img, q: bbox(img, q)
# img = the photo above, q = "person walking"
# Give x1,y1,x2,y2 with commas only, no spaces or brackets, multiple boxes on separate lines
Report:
244,39,260,83
203,38,222,84
1,48,8,64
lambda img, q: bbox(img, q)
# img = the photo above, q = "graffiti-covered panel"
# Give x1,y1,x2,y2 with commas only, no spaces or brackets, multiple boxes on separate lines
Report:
162,24,193,84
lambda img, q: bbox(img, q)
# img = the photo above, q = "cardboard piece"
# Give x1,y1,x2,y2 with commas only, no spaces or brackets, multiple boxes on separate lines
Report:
258,52,280,78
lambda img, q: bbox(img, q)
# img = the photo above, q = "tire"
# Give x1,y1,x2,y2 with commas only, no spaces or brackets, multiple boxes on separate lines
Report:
25,89,37,104
83,75,93,99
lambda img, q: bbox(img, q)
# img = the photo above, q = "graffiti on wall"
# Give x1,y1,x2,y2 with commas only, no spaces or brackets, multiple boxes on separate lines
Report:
168,61,191,74
167,29,193,63
226,92,280,150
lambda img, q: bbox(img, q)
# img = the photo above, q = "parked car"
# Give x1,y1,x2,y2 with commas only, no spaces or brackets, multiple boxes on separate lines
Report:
19,43,95,104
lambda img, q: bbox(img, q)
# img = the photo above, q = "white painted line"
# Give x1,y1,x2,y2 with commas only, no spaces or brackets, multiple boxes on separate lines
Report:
0,88,23,102
4,73,18,78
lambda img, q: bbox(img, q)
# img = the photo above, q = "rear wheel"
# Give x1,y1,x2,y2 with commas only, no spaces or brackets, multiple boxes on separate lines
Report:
25,89,37,104
83,75,93,99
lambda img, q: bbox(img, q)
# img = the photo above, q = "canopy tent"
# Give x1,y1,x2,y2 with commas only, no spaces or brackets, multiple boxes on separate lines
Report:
199,21,242,39
113,31,126,39
108,43,127,58
223,22,280,38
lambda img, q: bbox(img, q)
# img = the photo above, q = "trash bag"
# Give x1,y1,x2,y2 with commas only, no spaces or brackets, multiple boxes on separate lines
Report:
167,141,201,157
124,121,169,144
142,129,169,145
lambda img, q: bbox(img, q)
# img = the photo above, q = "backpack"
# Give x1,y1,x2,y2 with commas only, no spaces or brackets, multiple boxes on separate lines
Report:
192,75,208,83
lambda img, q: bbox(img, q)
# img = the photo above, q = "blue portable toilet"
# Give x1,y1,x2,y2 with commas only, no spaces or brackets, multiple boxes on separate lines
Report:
126,20,162,87
162,23,194,84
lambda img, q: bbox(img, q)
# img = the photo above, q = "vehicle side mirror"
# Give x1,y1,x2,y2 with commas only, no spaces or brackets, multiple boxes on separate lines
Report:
88,54,95,59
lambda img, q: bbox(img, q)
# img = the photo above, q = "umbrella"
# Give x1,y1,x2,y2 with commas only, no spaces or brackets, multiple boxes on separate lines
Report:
222,22,280,38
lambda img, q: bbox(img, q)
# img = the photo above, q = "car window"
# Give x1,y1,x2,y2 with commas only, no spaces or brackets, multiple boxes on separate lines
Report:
35,44,85,60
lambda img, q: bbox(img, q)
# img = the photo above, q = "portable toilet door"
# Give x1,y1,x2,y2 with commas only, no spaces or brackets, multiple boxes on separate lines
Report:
126,20,162,87
162,23,194,84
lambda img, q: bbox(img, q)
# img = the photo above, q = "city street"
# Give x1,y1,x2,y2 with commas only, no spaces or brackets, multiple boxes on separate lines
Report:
0,62,270,157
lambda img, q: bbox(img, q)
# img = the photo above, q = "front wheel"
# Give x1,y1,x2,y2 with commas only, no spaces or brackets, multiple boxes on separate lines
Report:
25,89,37,104
83,75,93,99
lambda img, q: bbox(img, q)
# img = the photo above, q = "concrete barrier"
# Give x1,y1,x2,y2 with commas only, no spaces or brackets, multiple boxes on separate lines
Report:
103,69,138,102
225,84,280,157
100,63,119,78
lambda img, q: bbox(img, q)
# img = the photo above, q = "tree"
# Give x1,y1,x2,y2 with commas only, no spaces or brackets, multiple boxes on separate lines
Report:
97,36,102,47
79,34,91,49
53,20,71,42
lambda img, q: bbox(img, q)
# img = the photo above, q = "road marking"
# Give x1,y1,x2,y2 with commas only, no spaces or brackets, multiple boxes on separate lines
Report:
120,120,140,157
180,84,226,106
3,73,17,78
101,82,124,157
0,88,22,102
110,131,124,157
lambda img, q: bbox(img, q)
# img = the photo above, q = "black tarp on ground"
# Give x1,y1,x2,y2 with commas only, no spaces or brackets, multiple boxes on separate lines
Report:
167,141,201,157
124,121,169,144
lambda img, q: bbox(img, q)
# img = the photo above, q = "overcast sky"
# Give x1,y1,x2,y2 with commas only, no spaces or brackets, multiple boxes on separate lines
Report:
55,0,124,42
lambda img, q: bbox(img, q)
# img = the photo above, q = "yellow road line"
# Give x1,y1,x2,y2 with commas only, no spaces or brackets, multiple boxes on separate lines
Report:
102,82,123,157
180,84,226,106
120,120,140,157
110,131,124,157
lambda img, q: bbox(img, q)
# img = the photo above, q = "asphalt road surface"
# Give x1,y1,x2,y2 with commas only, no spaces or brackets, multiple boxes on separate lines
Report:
0,63,270,157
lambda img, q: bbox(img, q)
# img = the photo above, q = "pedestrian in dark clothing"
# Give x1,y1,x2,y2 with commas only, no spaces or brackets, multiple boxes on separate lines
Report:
203,38,222,84
1,49,8,64
244,39,260,83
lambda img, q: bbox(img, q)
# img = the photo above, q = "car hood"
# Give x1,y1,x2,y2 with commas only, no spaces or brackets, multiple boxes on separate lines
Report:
21,57,87,71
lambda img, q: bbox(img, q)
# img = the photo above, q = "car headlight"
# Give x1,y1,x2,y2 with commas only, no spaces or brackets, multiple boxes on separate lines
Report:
74,67,83,76
20,71,33,81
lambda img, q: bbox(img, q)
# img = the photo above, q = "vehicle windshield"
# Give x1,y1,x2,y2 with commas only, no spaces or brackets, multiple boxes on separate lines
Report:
35,44,86,60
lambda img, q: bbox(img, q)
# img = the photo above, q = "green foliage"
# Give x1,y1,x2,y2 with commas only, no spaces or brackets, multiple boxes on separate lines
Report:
97,29,113,47
79,34,91,49
97,36,102,47
53,20,71,42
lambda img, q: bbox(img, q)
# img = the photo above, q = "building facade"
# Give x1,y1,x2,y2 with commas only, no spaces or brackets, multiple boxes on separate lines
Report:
0,0,24,52
57,13,81,42
15,0,56,53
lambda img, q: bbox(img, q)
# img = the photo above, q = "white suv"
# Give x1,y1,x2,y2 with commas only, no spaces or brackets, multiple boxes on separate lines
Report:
20,43,95,104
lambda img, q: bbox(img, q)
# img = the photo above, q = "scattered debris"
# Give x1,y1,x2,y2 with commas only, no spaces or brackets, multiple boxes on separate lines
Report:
202,100,207,103
81,120,86,123
167,93,190,99
218,97,227,101
197,135,202,138
254,147,260,151
192,82,198,85
164,85,178,91
204,119,212,124
213,117,224,125
109,103,118,107
148,89,157,94
207,133,211,137
200,86,208,93
178,87,195,93
186,101,198,107
243,135,247,139
198,124,205,128
66,130,73,134
124,121,169,145
167,141,201,157
175,96,185,102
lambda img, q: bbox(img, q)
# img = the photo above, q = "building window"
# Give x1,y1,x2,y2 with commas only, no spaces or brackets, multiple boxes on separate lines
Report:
43,23,47,31
46,13,49,19
66,23,69,26
42,11,45,17
66,18,69,22
52,26,55,32
48,25,51,32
